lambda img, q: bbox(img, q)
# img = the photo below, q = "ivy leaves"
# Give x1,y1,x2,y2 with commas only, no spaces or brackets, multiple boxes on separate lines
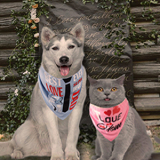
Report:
0,0,50,133
82,0,159,52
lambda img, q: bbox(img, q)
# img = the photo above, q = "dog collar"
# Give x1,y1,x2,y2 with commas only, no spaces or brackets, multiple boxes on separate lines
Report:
38,66,83,120
89,98,129,141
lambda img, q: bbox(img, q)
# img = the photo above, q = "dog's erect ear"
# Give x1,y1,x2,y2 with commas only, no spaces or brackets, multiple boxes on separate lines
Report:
70,23,85,43
41,27,56,46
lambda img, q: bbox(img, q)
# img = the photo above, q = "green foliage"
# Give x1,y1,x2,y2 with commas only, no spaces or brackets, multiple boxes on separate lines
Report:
84,0,158,50
0,0,51,133
79,124,96,144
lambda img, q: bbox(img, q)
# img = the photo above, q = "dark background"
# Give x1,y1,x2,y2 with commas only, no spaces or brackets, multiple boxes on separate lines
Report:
39,0,133,124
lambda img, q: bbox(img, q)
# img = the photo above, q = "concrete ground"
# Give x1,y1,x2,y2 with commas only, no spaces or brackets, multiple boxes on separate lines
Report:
0,143,95,160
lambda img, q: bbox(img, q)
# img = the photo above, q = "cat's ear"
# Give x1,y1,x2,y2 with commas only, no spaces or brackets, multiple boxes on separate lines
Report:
115,74,125,85
88,76,97,85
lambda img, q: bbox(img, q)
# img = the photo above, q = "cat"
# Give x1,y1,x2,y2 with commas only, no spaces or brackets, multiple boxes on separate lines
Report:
88,74,160,160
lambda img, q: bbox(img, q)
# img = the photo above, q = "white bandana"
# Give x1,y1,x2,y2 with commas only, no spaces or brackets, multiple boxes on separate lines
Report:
38,66,83,120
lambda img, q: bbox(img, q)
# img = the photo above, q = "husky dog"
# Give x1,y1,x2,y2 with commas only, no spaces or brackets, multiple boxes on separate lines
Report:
0,23,87,160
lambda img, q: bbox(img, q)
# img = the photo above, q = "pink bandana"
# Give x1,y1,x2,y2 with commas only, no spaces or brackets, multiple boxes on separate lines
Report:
89,98,129,141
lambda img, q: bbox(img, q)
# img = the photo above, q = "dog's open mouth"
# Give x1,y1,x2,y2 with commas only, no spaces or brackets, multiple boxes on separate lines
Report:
57,65,72,76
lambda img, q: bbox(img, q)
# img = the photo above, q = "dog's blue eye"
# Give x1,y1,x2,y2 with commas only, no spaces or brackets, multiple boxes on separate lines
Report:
68,45,75,49
52,47,59,51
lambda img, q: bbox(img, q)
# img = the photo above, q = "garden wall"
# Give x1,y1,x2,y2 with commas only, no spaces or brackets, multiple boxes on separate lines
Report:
131,0,160,119
0,0,23,111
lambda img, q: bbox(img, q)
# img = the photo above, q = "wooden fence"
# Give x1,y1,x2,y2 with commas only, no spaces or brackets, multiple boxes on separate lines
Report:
131,0,160,119
0,0,22,111
0,0,160,120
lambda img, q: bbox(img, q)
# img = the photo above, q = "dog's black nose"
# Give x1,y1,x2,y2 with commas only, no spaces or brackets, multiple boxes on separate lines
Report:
59,56,69,64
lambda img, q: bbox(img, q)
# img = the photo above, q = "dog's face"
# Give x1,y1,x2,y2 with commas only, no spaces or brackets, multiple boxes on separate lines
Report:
41,23,85,78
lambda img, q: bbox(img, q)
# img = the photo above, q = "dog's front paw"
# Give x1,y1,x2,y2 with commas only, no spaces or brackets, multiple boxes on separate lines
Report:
65,148,80,160
50,155,64,160
11,150,24,159
50,157,64,160
50,149,64,160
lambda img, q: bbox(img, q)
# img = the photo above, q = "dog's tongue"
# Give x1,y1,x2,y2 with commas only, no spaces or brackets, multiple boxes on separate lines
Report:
60,66,70,76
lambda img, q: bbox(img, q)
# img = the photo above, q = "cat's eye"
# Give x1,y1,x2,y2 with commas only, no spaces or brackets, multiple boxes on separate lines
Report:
111,87,117,92
52,46,59,51
68,45,75,49
97,87,104,92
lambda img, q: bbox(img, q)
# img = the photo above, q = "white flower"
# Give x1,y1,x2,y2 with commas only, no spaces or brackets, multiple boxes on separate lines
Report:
23,70,30,75
33,18,40,23
14,89,18,96
34,33,39,38
34,43,39,47
31,8,37,20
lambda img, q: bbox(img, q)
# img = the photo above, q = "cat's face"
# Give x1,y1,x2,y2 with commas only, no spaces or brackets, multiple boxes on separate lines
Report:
88,75,126,108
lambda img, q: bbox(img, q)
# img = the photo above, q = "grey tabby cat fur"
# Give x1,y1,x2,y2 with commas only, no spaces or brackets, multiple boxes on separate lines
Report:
0,23,87,160
88,75,160,160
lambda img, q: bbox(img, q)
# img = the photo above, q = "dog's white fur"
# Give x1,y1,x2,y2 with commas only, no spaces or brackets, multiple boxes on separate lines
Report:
0,23,87,160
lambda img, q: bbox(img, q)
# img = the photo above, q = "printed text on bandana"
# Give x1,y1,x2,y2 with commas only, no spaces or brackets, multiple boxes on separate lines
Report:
89,99,129,141
44,68,83,111
38,66,83,120
95,107,122,132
